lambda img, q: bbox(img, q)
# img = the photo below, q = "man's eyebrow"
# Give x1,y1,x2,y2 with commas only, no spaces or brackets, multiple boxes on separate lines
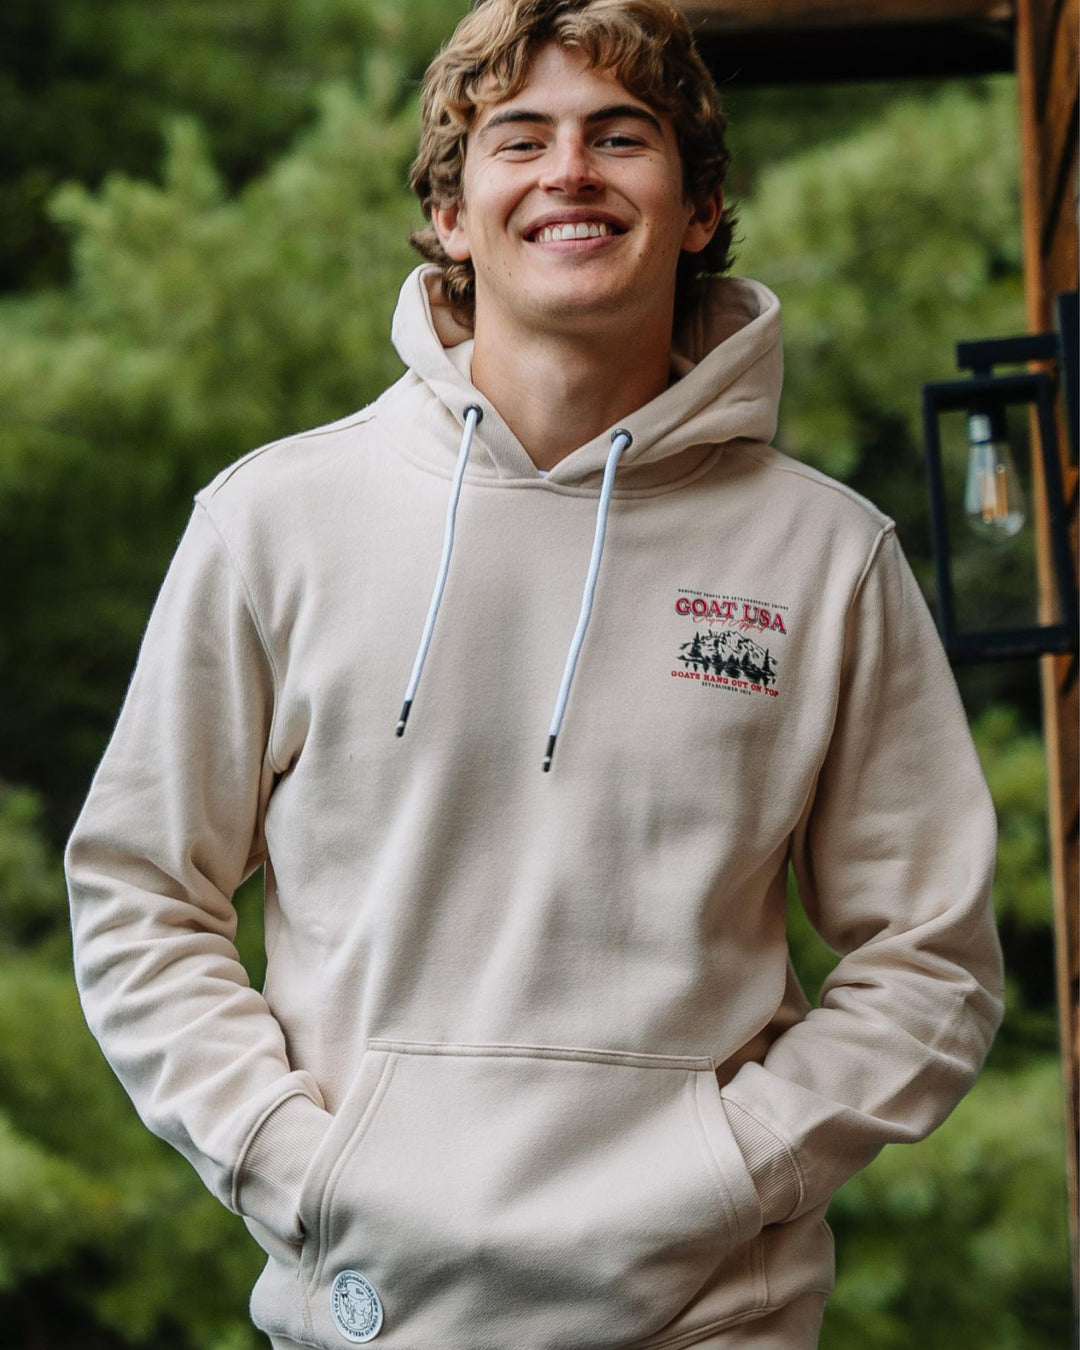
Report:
586,104,663,133
476,103,663,138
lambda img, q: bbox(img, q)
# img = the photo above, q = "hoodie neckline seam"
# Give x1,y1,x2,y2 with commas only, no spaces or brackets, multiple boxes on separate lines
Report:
388,440,729,498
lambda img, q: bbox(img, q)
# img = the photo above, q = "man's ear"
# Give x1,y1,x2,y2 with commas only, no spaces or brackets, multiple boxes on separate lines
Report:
431,201,472,262
681,186,724,256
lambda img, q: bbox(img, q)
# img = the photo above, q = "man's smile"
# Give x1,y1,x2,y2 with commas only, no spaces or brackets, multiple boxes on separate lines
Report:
524,211,628,246
532,221,616,242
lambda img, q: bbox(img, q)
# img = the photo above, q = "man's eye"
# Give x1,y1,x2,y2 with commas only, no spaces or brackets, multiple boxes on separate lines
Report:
598,134,643,149
502,139,543,153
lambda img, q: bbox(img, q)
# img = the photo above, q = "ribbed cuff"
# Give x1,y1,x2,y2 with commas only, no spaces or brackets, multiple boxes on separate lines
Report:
235,1093,334,1243
721,1095,802,1226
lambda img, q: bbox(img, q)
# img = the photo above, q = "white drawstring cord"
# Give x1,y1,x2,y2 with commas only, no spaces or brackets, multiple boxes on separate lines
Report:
396,404,482,737
543,428,632,772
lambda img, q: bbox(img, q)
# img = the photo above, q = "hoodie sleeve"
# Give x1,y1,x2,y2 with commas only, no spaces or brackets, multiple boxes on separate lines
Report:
719,525,1005,1227
65,501,331,1247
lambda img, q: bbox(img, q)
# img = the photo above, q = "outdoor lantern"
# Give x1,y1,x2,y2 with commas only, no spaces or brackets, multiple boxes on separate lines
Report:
920,290,1079,664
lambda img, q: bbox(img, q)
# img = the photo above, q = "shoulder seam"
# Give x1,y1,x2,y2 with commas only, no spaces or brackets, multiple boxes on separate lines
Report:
194,500,284,775
786,520,895,840
202,408,376,499
837,520,897,692
854,520,896,599
735,443,894,528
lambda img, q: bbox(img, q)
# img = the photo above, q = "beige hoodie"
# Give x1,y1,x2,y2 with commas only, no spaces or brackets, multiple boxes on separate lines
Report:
66,266,1005,1350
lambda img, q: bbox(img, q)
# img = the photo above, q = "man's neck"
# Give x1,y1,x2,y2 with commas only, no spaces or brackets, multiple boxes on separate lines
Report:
470,315,674,472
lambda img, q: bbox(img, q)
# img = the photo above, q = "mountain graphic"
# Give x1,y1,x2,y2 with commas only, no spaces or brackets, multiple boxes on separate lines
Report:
677,629,778,686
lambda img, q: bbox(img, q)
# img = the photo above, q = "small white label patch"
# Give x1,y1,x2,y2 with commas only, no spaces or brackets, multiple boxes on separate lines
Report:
330,1270,383,1343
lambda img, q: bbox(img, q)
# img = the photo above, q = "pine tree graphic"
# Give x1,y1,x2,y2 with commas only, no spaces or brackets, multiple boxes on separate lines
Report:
677,628,778,688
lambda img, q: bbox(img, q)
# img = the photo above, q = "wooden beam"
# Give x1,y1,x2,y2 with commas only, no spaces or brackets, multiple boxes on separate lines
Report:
1016,0,1080,1315
685,0,1015,82
1033,0,1070,104
681,0,1014,29
1039,0,1079,244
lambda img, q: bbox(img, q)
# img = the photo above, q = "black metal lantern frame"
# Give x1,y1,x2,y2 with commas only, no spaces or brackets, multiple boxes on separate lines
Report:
921,291,1079,664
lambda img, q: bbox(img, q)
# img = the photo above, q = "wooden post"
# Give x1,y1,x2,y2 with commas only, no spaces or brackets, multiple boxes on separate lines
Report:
1015,0,1079,1306
680,0,1012,22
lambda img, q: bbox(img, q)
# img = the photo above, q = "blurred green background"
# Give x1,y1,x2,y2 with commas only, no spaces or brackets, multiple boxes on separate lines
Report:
0,0,1072,1344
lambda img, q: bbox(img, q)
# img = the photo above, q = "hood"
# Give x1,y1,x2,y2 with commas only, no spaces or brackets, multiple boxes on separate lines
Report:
389,265,782,489
387,264,784,767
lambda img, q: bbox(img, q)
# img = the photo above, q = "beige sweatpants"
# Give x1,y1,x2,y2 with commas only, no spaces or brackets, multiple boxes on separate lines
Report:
267,1290,828,1350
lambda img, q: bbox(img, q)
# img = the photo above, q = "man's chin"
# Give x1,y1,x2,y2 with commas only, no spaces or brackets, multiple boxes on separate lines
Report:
513,284,645,330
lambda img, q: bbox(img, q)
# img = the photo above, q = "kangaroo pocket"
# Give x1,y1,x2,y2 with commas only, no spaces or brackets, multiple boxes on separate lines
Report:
264,1040,767,1350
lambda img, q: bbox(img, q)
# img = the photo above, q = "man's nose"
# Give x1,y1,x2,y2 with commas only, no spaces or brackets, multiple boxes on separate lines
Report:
538,135,601,193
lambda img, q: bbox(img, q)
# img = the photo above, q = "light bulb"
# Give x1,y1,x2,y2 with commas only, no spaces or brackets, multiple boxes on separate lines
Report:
963,412,1026,539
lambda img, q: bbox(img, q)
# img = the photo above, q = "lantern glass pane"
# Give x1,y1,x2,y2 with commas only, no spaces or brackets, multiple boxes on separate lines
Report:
936,403,1056,633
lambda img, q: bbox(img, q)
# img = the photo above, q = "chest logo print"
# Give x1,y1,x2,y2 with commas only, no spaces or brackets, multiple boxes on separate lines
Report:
671,589,789,699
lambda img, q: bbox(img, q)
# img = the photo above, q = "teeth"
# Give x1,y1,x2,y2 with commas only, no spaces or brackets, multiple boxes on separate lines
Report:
535,221,613,243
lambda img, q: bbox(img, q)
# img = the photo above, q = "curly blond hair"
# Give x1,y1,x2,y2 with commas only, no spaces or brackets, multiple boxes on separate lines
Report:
409,0,735,325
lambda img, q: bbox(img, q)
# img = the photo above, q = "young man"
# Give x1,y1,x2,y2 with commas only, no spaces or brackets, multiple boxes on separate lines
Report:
65,2,1006,1347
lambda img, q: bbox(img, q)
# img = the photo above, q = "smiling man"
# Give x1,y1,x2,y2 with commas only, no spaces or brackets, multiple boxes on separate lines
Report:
421,39,721,469
65,2,1006,1348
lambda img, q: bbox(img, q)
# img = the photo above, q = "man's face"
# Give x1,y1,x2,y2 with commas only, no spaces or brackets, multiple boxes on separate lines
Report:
433,42,720,341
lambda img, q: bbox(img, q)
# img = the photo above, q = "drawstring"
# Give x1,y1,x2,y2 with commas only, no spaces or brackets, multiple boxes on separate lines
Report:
543,428,632,772
396,415,631,771
396,404,482,737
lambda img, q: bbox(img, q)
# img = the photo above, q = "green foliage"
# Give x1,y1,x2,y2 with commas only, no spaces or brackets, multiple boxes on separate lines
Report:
821,1057,1072,1348
723,81,960,194
733,76,1037,724
0,0,470,291
0,783,67,958
0,785,265,1345
39,87,419,458
0,81,422,828
970,704,1062,1071
973,703,1051,931
784,702,1073,1345
737,79,1023,488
